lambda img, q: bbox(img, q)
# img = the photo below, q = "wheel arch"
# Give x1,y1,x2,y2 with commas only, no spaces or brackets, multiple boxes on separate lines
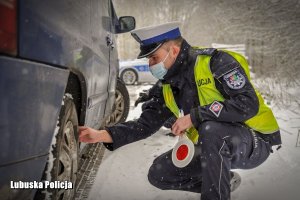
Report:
64,70,87,127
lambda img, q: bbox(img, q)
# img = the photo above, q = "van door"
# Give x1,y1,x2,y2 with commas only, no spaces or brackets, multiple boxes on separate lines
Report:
103,0,119,117
85,0,112,128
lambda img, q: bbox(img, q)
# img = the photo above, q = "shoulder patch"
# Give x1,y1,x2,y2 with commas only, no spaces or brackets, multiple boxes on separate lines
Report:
223,69,246,89
209,101,223,117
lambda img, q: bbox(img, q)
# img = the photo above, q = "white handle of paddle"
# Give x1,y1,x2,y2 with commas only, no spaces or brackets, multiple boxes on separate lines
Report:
178,110,190,141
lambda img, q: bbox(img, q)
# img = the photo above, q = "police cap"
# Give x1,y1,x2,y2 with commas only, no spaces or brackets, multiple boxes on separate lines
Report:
130,22,181,58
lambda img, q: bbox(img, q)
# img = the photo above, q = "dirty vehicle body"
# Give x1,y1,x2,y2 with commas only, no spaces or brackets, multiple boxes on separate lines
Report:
0,0,134,199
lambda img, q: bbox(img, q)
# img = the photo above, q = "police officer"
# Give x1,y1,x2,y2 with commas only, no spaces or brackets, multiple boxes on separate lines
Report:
79,22,281,200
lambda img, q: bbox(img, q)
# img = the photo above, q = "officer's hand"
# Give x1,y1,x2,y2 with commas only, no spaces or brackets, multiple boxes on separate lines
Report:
171,114,193,136
134,96,145,107
79,126,113,143
134,91,150,107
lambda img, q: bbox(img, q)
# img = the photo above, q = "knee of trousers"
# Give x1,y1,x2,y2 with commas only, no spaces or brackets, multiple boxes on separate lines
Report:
197,121,233,156
147,162,168,189
148,162,159,180
199,121,227,141
147,151,177,189
147,154,167,181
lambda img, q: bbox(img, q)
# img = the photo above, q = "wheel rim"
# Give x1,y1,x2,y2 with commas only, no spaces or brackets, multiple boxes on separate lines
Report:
106,89,125,125
56,121,78,199
122,70,136,85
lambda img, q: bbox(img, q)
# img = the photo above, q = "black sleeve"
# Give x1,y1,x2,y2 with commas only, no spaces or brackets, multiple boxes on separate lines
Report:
104,87,173,151
190,51,259,128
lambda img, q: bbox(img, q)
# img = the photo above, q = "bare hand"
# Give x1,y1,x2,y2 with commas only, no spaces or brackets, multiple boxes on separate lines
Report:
79,126,113,143
171,114,193,136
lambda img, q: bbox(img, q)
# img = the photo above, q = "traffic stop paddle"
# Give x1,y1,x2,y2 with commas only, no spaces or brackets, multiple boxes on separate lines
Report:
172,110,195,168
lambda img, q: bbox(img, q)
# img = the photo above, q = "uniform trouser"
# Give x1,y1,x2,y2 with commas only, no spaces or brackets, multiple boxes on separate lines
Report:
148,121,272,200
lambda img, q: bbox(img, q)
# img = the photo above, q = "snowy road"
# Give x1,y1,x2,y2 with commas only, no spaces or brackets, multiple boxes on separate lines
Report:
86,84,300,200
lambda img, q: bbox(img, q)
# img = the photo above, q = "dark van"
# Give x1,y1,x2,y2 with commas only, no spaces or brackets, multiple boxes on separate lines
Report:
0,0,135,199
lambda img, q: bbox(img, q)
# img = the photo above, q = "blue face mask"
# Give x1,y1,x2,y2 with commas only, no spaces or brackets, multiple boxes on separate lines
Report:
149,51,170,80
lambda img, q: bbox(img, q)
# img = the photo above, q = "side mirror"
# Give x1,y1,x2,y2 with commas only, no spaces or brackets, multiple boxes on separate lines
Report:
115,16,135,34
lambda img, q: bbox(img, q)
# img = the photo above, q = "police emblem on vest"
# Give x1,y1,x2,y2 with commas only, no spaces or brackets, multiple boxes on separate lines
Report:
223,70,246,89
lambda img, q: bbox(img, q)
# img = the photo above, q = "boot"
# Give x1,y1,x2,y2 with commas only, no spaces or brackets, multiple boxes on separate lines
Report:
230,171,241,192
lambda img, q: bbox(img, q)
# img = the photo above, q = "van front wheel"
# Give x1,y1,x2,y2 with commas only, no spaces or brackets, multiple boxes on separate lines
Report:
104,79,130,126
35,95,79,200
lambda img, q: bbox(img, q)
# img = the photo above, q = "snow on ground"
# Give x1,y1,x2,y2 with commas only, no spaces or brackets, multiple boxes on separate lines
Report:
88,84,300,200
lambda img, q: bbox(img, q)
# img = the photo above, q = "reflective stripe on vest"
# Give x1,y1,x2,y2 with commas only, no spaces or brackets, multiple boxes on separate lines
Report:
162,49,279,136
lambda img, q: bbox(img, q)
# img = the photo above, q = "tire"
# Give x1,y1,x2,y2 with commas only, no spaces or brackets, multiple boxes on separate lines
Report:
120,69,138,85
104,79,130,126
35,95,79,200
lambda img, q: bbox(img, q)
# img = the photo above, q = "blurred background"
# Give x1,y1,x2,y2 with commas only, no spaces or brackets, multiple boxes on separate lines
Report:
114,0,300,108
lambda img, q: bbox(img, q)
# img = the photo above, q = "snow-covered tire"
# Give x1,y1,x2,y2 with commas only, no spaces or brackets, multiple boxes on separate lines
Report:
104,79,130,126
120,69,138,85
35,95,79,200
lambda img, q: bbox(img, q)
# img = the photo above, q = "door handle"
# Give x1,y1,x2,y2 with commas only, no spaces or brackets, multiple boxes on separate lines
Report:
106,34,114,48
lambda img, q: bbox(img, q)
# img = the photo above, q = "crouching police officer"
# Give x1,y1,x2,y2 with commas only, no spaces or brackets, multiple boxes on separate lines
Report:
79,22,281,200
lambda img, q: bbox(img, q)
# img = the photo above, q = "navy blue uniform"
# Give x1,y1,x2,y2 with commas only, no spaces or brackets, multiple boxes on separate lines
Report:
104,40,281,200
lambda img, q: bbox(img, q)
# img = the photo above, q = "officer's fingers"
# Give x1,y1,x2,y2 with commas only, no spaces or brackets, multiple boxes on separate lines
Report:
178,131,185,137
79,137,93,143
176,127,184,136
172,124,181,136
171,123,177,135
174,119,186,133
79,137,88,143
171,121,178,131
79,132,88,141
79,129,91,138
79,133,95,143
172,130,180,136
177,130,185,136
171,125,177,136
172,120,183,131
79,126,89,132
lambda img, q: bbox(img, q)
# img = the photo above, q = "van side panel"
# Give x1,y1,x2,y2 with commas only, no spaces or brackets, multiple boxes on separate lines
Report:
0,56,69,166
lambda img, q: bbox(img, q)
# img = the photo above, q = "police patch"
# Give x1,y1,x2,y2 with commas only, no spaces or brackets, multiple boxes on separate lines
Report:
209,101,223,117
223,70,246,89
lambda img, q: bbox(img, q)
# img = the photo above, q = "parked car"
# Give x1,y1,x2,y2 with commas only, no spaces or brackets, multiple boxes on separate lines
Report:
0,0,134,199
119,58,158,85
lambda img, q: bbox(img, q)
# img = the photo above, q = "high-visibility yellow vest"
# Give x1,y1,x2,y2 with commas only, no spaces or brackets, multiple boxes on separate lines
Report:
163,49,279,143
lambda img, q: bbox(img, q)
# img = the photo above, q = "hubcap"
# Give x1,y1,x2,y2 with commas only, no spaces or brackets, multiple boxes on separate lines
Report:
57,121,78,199
122,70,136,85
106,90,125,125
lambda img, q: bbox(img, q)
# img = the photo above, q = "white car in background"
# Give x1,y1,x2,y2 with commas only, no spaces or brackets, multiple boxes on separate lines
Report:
119,58,157,85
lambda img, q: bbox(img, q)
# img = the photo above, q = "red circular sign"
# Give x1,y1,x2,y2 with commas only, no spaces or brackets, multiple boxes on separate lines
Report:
176,144,188,160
